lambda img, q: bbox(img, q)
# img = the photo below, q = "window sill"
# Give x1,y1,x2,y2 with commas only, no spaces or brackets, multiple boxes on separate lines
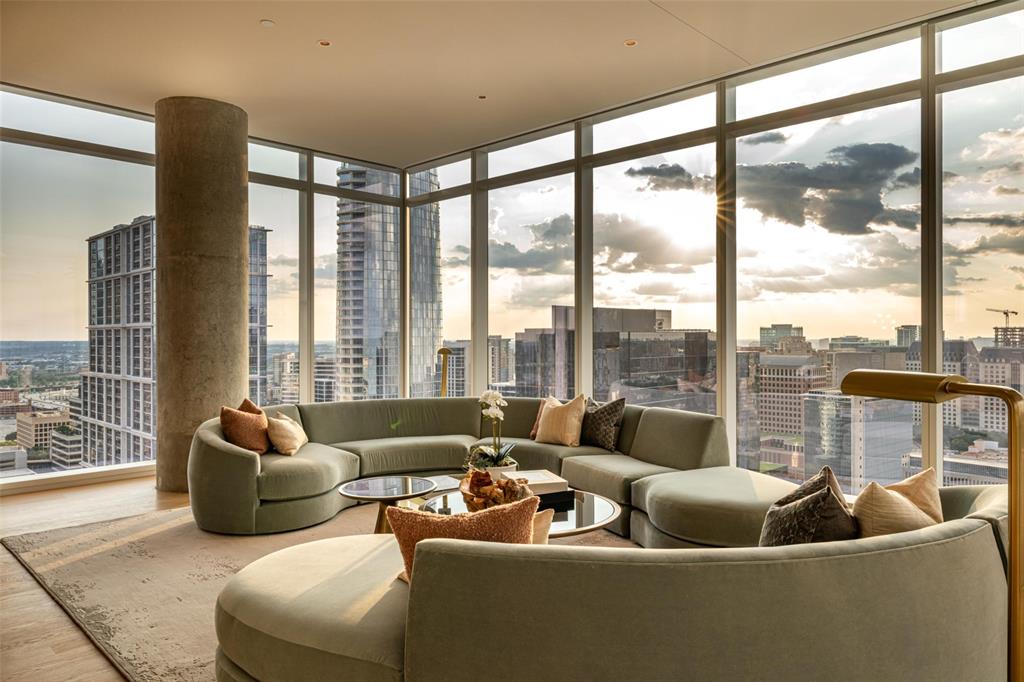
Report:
0,461,155,497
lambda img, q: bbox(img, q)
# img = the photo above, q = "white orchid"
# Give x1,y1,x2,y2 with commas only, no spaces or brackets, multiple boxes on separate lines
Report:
469,390,515,469
482,405,505,421
480,390,507,407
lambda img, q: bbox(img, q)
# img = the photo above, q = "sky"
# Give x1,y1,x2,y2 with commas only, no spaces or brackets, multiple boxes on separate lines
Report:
2,10,1021,344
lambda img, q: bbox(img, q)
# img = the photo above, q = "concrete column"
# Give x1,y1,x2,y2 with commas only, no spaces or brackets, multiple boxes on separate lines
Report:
155,97,248,492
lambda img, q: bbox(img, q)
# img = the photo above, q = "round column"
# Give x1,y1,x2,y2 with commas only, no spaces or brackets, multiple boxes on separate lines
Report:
155,97,248,492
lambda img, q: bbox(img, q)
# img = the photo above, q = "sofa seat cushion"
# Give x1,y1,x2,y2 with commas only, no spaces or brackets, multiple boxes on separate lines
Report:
335,435,477,476
216,534,406,682
472,437,608,475
561,454,675,505
257,443,360,501
632,467,798,547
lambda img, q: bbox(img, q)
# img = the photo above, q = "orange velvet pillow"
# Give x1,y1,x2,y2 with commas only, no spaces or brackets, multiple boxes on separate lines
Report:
386,495,540,581
220,398,270,453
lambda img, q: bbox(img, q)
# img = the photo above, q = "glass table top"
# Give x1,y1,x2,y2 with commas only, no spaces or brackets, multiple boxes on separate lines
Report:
420,489,620,538
339,476,436,501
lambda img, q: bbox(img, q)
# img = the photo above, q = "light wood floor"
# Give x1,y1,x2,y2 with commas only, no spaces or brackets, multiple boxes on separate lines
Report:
0,477,189,681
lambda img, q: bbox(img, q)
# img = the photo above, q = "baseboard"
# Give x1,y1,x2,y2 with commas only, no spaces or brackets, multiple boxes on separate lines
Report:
0,462,156,497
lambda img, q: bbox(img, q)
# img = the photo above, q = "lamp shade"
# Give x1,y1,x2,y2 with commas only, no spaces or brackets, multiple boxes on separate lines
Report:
840,369,967,403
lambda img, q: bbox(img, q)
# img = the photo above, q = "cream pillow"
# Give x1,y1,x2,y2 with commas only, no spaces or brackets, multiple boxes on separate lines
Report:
535,395,587,447
532,508,555,544
853,468,942,538
266,412,308,456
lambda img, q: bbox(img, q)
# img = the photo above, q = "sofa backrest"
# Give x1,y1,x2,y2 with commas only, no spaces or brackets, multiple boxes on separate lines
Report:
490,397,544,439
297,397,481,444
626,407,728,469
259,403,303,425
406,518,1006,682
940,484,1009,571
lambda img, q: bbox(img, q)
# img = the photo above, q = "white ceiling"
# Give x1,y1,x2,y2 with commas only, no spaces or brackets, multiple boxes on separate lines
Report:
0,0,971,168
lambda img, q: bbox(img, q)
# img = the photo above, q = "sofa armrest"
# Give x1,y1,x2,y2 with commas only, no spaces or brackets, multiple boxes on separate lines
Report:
187,419,261,534
406,522,1005,682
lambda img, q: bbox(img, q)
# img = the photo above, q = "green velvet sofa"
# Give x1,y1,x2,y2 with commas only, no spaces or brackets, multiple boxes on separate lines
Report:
214,484,1010,682
187,396,735,536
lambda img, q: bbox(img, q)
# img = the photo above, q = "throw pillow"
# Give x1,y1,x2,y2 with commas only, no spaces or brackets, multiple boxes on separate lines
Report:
580,398,626,451
529,400,549,440
266,412,308,455
387,495,540,581
532,508,555,544
759,465,858,547
535,394,587,447
220,398,270,453
854,468,942,538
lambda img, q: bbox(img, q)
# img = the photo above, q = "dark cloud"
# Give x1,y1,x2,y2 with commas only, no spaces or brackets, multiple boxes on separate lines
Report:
944,213,1024,228
443,244,470,268
946,230,1024,264
741,132,790,146
488,213,573,275
891,168,960,189
737,142,919,234
993,185,1024,196
624,163,715,193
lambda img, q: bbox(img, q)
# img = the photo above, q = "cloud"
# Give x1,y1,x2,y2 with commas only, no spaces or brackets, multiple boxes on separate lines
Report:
737,142,919,234
268,255,298,267
944,213,1024,228
741,132,790,146
974,126,1024,161
633,281,680,296
624,163,715,193
981,160,1024,183
443,244,470,268
593,213,715,274
946,229,1024,260
993,185,1023,196
507,277,573,308
488,213,573,275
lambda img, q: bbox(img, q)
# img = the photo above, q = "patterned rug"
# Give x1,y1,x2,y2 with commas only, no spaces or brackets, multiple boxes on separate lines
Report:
2,503,635,681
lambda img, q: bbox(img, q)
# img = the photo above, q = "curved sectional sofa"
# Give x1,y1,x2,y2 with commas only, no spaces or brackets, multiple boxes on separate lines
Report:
189,396,749,541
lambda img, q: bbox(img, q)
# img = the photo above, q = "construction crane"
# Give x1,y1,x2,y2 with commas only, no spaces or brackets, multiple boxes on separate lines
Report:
986,308,1019,326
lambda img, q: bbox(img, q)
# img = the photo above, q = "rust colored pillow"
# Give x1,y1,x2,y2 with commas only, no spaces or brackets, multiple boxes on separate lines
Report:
387,495,540,581
220,398,270,453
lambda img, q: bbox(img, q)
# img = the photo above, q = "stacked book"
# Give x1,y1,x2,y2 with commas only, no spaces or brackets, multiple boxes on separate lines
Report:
501,470,575,511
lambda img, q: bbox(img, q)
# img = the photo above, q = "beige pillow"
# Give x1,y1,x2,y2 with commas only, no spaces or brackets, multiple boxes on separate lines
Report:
535,395,586,447
853,468,943,538
266,412,308,455
532,508,555,544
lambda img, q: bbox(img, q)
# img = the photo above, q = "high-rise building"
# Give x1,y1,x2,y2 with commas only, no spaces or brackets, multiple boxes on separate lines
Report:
16,409,72,453
896,325,921,348
334,167,439,400
487,335,513,385
248,226,271,403
906,340,980,428
977,346,1024,433
994,326,1023,348
828,336,889,351
438,339,470,397
759,324,804,351
271,352,300,404
314,357,337,403
756,355,828,436
409,172,443,397
81,216,268,467
803,389,915,494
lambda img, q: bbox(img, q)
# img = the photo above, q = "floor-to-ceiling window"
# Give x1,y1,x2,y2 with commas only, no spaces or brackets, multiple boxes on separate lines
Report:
938,8,1024,485
1,94,156,474
488,174,575,399
592,144,717,412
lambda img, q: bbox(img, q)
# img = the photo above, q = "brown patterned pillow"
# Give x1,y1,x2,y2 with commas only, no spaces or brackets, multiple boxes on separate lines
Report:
220,398,270,453
580,398,625,451
387,496,540,581
759,466,858,546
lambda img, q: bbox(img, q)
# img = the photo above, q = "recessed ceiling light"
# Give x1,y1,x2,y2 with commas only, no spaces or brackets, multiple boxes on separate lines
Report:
477,95,487,100
318,39,331,47
259,19,275,28
624,39,638,47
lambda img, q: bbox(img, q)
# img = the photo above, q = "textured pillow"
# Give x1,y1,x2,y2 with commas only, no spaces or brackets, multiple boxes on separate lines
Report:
580,398,625,451
759,466,858,547
266,412,308,455
387,496,540,580
854,468,942,538
535,395,587,447
532,508,555,544
220,398,270,453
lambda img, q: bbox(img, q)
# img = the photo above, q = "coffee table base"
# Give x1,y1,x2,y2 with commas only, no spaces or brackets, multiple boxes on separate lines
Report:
374,501,397,534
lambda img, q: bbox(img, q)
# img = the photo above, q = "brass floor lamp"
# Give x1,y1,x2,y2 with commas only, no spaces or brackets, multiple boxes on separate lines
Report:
437,347,452,398
841,369,1023,680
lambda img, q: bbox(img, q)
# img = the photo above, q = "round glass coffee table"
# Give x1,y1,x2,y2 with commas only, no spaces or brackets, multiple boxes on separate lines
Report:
339,476,437,534
419,489,621,538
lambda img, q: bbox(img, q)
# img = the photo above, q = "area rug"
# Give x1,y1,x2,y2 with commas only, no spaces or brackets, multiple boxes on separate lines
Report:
1,503,635,682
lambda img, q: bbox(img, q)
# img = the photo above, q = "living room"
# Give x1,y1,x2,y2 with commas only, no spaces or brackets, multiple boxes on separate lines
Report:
0,1,1021,680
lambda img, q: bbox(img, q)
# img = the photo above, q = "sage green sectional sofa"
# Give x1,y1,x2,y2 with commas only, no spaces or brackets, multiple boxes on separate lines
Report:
215,484,1010,682
188,396,743,537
